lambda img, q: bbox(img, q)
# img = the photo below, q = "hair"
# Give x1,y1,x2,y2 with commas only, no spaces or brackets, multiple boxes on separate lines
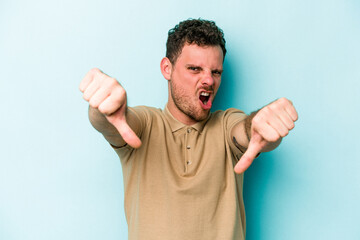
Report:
166,18,226,64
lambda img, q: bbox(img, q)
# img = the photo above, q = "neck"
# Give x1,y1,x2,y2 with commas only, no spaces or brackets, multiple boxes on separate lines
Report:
166,100,197,125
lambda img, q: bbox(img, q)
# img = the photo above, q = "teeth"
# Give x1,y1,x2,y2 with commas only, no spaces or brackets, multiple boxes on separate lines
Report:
200,92,210,96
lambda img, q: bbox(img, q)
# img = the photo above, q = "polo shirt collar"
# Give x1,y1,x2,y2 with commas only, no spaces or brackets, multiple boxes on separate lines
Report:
164,105,210,133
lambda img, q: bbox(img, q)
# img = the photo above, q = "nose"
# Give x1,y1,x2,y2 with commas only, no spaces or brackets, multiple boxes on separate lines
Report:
201,71,215,86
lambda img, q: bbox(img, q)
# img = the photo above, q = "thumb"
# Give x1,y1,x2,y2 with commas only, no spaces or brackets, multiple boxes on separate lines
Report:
234,134,263,174
115,119,142,148
107,106,142,149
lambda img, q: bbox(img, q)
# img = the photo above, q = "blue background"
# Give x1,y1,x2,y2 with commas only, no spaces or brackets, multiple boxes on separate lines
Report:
1,0,359,239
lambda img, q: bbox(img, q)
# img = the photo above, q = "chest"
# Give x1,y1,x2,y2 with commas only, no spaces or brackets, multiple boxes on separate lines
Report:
142,123,230,178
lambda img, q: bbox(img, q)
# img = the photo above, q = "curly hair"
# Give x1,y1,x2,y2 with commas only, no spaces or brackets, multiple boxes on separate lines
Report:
166,19,226,64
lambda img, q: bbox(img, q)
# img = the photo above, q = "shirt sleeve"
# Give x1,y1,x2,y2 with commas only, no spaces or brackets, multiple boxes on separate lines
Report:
110,106,150,151
223,108,248,159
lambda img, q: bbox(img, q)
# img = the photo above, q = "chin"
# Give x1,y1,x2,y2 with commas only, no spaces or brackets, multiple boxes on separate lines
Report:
192,110,210,122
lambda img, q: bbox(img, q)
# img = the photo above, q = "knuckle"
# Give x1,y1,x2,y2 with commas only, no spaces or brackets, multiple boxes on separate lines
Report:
94,70,108,83
269,136,279,142
90,67,101,73
111,89,125,102
279,97,292,107
82,94,90,101
107,77,117,85
98,105,110,115
268,103,279,112
266,134,280,143
111,95,122,105
262,106,271,115
115,85,126,97
280,130,289,138
79,81,85,92
278,97,287,104
106,77,122,90
120,88,126,97
294,113,299,121
89,99,99,109
252,115,261,126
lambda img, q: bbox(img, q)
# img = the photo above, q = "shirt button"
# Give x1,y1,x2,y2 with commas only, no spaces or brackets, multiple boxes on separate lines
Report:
187,128,191,133
187,161,192,165
187,145,191,149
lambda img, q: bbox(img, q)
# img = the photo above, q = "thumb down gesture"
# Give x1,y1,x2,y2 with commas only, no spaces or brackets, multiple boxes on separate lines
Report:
79,68,142,148
234,98,298,174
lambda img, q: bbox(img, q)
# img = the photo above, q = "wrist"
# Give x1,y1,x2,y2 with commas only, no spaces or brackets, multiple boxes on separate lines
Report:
245,110,259,141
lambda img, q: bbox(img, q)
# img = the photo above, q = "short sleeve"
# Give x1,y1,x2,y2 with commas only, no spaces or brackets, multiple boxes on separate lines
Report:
110,106,149,151
223,108,248,159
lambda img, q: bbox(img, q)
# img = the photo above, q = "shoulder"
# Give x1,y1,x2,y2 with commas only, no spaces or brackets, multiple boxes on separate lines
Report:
206,108,247,131
210,108,246,120
129,105,163,116
128,106,167,126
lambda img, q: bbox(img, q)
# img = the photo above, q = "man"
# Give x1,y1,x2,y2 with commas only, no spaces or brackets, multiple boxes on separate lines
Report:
79,19,297,240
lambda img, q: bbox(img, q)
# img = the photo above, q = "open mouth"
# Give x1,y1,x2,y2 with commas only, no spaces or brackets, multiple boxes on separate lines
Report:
199,91,212,110
199,92,210,105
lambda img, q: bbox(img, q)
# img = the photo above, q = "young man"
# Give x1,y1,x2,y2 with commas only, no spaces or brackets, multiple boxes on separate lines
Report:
80,19,297,240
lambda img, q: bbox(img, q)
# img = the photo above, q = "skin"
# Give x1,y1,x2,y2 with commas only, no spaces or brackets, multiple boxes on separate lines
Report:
79,68,141,148
160,44,223,125
232,97,298,173
79,44,298,174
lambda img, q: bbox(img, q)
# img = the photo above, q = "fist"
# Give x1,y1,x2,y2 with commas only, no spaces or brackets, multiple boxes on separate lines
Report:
79,68,141,148
251,97,298,142
79,68,126,115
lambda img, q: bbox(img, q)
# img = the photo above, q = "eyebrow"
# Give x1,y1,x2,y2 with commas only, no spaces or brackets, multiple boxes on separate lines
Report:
212,68,223,73
186,64,202,69
186,64,223,73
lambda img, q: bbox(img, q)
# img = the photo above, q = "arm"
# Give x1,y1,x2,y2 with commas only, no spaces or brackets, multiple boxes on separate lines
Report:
79,68,142,148
232,98,298,174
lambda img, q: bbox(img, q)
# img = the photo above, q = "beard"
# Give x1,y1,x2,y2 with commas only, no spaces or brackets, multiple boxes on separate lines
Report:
170,80,211,122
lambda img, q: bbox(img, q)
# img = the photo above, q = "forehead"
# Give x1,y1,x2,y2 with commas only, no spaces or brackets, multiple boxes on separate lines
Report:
175,44,223,68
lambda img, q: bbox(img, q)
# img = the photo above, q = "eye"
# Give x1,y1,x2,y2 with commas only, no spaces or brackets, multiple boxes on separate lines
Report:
188,66,201,72
212,70,222,76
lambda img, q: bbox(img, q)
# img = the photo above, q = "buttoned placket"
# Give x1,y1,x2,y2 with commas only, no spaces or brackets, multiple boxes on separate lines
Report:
184,127,193,173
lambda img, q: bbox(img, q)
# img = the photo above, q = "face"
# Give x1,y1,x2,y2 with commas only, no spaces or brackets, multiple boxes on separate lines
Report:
162,44,223,125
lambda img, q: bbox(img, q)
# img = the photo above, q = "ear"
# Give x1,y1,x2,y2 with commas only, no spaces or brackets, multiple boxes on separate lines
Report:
160,57,172,81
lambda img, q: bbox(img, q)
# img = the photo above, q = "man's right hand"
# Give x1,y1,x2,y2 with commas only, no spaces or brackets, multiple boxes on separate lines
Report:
79,68,142,148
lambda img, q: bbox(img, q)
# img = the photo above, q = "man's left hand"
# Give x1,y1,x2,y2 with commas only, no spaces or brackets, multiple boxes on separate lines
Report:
234,98,298,174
